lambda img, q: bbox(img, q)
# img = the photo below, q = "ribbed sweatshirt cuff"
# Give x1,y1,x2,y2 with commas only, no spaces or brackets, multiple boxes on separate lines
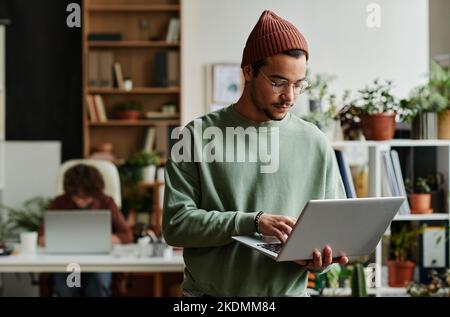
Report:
235,211,260,235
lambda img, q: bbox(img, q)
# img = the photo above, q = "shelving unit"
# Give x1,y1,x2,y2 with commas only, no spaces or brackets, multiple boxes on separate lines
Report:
332,139,450,294
83,0,182,160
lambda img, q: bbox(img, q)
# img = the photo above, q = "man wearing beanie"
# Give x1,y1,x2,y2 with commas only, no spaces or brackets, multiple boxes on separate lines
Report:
163,10,348,297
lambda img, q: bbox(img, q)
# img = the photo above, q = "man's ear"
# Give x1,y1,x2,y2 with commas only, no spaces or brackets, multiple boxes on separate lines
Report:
242,65,253,81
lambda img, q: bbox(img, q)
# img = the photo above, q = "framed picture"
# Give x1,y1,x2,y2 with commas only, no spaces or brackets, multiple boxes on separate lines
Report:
206,63,243,112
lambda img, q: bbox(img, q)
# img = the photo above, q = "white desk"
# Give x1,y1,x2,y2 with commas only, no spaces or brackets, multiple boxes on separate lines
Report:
0,247,185,296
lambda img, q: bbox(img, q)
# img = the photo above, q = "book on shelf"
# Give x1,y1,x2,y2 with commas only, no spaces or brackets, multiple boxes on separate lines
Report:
145,111,180,119
88,33,123,41
99,51,114,87
154,51,179,87
92,94,108,122
88,51,114,88
334,149,357,198
86,94,99,123
143,127,156,153
166,18,180,43
382,150,410,215
88,51,100,87
113,62,125,89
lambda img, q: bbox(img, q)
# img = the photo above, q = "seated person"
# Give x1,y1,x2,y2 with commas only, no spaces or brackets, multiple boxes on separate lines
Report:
39,164,133,297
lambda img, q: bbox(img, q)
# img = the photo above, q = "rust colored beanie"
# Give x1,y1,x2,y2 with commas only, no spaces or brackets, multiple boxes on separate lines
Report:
241,10,309,68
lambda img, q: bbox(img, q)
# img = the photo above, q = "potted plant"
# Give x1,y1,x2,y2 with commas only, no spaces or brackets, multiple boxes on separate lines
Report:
429,61,450,139
356,79,400,141
302,100,340,141
118,151,161,219
306,72,336,113
401,83,447,139
387,224,424,287
113,101,142,121
405,177,433,214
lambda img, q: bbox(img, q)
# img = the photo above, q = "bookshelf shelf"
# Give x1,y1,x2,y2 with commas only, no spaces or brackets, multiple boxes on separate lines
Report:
87,87,180,95
88,41,180,48
87,5,180,12
393,214,450,221
89,119,180,127
333,139,450,148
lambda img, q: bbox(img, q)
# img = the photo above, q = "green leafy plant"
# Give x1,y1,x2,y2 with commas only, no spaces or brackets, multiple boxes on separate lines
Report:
390,225,424,263
429,61,450,111
357,79,400,115
405,177,432,194
113,101,143,112
400,85,447,122
306,72,336,102
351,263,368,297
0,197,52,239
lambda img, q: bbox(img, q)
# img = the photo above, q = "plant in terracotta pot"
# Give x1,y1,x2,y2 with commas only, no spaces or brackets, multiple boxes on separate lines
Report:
356,79,400,141
113,101,142,121
405,177,432,214
387,223,424,287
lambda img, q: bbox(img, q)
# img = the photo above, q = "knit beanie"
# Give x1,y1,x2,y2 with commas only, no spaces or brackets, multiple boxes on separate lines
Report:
241,10,309,68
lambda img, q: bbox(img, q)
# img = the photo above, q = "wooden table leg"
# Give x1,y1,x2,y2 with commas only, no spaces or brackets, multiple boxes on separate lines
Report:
153,273,163,297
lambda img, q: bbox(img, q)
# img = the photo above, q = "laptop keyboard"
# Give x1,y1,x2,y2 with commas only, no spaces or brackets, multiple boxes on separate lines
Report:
258,243,283,254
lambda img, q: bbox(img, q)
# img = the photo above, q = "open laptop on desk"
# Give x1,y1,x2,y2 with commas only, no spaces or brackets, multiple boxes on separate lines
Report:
44,210,112,254
232,197,404,261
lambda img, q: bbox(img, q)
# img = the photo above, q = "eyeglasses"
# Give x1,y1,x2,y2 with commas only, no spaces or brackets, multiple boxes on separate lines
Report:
258,68,309,95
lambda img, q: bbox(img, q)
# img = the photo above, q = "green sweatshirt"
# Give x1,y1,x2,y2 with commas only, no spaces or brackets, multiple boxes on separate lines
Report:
163,104,346,296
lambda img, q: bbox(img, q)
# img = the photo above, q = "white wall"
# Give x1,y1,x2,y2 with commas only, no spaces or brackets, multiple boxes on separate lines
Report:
429,0,450,61
182,0,429,124
3,142,61,208
0,25,5,140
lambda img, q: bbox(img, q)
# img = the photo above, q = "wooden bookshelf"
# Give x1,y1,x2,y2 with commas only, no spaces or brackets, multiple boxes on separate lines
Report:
89,41,180,48
88,87,180,94
87,4,180,12
83,0,183,159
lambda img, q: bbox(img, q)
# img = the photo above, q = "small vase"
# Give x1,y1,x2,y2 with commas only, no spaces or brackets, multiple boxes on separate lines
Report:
142,165,157,183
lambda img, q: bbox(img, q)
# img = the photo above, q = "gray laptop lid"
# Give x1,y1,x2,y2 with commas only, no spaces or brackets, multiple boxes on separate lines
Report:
44,210,112,254
276,197,404,261
232,197,404,261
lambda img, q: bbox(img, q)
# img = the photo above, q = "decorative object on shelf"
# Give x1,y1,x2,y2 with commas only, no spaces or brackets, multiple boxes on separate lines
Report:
113,101,142,121
337,91,364,141
123,78,133,91
90,142,117,163
405,177,433,214
401,85,447,139
161,103,177,114
118,151,161,219
356,79,400,141
430,61,450,139
387,223,424,287
406,269,450,297
302,105,340,141
351,263,368,297
306,72,336,113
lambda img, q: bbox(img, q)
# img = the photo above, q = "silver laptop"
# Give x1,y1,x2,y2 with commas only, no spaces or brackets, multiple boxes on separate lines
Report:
232,197,404,261
44,210,112,254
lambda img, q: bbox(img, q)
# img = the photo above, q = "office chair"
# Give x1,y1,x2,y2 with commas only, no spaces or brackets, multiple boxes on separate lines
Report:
55,159,122,208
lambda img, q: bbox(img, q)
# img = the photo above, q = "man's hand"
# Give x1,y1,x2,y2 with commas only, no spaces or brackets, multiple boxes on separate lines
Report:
258,213,296,243
295,246,348,271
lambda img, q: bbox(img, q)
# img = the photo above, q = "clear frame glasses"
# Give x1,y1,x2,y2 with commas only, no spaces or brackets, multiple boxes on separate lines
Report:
258,68,309,95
